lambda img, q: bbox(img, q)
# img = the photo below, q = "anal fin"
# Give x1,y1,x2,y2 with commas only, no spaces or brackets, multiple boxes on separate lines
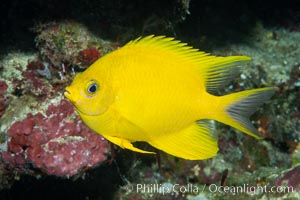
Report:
104,135,155,154
149,121,218,160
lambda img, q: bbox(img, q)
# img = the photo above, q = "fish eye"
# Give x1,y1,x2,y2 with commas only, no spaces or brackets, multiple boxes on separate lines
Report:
87,83,98,94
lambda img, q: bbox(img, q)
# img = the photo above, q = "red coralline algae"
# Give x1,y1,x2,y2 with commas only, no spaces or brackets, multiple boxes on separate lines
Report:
2,99,109,177
276,165,300,191
0,80,10,116
0,80,8,92
77,47,101,67
15,60,57,100
24,61,48,90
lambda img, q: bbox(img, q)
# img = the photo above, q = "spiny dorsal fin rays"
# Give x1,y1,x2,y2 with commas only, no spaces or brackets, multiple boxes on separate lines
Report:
125,35,250,93
125,35,202,56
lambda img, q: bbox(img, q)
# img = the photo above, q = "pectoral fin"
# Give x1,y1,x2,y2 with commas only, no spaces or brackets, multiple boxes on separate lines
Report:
104,135,155,154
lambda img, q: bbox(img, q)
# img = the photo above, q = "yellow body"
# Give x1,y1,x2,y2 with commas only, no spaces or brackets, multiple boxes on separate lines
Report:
65,36,275,160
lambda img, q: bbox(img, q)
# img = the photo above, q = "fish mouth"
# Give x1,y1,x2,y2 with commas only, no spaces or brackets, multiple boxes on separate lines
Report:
64,87,73,102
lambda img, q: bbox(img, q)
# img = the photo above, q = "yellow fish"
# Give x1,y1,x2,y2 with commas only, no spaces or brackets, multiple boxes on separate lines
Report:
64,35,275,160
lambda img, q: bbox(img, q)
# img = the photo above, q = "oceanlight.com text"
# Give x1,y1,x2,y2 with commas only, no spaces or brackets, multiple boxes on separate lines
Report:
125,183,295,195
208,184,294,195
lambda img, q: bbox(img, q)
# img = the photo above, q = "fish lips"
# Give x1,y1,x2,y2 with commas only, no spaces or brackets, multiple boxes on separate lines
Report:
64,87,75,103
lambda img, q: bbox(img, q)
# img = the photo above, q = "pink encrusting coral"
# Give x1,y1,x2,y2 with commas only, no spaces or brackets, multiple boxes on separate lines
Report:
23,61,52,98
77,47,102,68
2,99,109,177
276,165,300,191
0,80,10,116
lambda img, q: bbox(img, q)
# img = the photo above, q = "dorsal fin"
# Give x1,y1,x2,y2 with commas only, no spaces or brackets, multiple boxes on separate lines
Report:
199,55,251,93
124,35,251,93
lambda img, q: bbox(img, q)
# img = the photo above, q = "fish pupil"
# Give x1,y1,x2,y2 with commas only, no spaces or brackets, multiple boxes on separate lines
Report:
88,83,97,94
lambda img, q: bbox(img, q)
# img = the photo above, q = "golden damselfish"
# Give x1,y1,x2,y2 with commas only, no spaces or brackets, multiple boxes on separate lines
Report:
65,35,275,160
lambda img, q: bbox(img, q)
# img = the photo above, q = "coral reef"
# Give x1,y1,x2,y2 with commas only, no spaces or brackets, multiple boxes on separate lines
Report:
35,22,114,69
276,165,300,191
0,80,10,117
0,22,116,184
77,47,102,68
2,99,108,177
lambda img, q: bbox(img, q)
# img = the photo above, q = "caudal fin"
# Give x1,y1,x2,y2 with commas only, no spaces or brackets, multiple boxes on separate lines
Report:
217,87,276,138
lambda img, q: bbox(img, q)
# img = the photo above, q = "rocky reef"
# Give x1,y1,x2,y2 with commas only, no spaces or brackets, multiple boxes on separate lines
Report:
3,99,108,177
0,22,115,182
